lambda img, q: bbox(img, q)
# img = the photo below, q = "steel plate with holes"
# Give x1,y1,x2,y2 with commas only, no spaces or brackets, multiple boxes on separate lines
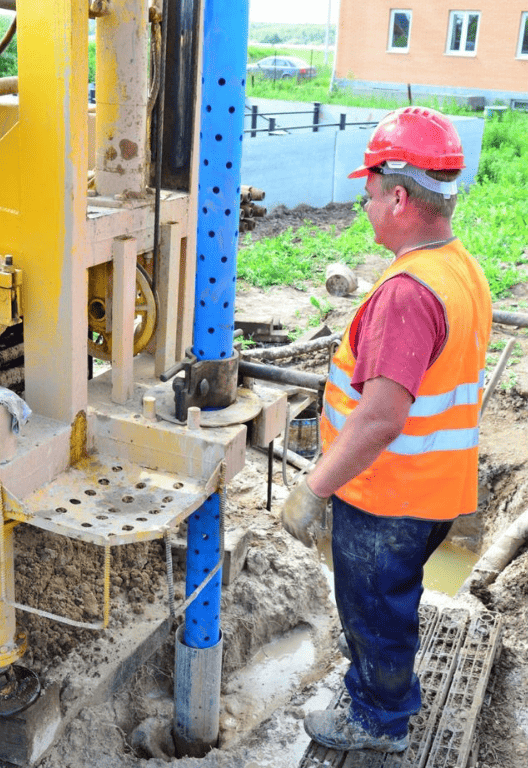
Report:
11,456,220,546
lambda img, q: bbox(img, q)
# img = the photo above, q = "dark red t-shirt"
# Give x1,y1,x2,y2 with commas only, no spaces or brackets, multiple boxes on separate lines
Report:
350,274,447,399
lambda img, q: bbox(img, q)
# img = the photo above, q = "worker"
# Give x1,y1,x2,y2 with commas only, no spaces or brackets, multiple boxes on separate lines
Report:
282,106,492,753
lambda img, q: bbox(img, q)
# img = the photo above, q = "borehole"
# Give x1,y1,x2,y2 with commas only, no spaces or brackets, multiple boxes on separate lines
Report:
122,496,134,503
70,499,81,505
98,478,110,485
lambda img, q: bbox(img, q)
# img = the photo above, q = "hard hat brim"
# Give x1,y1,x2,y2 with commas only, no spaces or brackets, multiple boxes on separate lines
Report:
347,164,370,179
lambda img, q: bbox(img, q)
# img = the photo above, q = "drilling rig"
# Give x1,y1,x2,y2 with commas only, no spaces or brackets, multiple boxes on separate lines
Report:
0,0,286,761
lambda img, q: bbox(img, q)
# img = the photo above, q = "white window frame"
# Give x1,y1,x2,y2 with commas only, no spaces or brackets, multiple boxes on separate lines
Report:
517,12,528,58
387,9,412,53
445,10,481,56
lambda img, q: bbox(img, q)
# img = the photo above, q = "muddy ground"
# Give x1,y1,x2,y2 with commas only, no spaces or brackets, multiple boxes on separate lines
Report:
11,202,528,767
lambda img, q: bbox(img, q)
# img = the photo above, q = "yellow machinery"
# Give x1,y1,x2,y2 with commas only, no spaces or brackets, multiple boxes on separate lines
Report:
0,0,285,748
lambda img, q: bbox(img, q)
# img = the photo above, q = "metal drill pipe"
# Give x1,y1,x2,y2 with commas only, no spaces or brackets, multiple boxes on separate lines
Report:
239,359,327,390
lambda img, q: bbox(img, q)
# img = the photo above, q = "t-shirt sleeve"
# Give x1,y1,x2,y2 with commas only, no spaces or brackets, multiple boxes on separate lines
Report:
350,274,447,399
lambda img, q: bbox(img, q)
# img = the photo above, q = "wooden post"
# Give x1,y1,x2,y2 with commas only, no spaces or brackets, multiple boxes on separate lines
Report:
313,101,321,132
155,222,183,376
111,236,137,404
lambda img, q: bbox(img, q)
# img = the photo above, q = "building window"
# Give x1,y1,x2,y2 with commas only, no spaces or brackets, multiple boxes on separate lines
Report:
446,11,481,55
388,10,412,52
517,12,528,58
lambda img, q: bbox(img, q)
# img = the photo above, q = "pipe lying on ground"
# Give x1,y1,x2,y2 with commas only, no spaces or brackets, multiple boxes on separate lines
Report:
240,332,340,361
457,507,528,595
239,359,327,390
481,338,516,414
492,309,528,328
257,442,312,471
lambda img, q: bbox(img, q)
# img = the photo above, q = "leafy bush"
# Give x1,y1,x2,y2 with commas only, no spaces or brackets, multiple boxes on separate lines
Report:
0,15,17,78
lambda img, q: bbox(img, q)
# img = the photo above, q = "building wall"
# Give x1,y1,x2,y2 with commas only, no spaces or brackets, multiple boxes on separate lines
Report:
336,1,528,95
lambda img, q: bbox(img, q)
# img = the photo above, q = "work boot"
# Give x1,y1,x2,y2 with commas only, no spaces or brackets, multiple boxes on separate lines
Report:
337,632,351,661
304,709,409,753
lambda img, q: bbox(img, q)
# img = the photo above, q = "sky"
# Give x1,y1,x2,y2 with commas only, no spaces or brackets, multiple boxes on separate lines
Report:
249,0,338,26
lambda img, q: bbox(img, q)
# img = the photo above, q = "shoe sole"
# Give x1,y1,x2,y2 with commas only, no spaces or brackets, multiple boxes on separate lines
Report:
305,728,408,753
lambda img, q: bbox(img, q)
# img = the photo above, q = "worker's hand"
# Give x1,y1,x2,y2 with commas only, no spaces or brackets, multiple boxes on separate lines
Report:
282,478,328,548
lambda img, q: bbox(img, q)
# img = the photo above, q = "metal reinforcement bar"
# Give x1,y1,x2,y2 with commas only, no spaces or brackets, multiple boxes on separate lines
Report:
299,606,501,768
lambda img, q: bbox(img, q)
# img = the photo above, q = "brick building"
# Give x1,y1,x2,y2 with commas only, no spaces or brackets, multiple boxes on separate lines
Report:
335,2,528,108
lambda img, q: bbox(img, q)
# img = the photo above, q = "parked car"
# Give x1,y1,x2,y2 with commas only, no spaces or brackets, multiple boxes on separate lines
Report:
247,56,317,81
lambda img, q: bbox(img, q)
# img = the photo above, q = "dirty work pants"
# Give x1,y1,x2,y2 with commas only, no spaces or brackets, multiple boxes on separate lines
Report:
332,496,452,739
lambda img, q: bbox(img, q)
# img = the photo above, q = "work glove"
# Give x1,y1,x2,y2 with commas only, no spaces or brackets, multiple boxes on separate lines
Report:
282,478,328,548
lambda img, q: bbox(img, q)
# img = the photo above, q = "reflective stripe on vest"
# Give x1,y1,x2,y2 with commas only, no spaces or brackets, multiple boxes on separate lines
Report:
325,366,486,441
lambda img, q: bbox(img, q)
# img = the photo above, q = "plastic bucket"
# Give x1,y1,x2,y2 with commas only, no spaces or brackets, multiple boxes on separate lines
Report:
288,406,318,458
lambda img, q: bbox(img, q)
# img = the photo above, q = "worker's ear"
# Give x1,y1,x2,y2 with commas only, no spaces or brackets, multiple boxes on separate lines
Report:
392,184,410,217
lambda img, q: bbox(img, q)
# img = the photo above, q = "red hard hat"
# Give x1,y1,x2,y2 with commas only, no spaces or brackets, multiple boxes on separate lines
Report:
348,106,465,178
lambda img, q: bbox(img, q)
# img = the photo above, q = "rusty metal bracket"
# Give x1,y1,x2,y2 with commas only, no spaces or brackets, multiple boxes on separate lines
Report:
161,348,239,422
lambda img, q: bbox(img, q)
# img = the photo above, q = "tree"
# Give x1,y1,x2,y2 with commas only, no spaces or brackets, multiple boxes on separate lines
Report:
0,16,18,77
262,32,283,45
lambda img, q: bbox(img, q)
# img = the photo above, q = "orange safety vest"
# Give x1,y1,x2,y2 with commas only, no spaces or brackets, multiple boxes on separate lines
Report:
320,239,492,520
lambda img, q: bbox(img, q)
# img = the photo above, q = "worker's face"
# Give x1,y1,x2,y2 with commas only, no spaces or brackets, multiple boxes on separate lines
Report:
364,170,393,248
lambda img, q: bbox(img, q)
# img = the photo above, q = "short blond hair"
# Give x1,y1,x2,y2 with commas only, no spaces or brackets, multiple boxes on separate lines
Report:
380,169,461,218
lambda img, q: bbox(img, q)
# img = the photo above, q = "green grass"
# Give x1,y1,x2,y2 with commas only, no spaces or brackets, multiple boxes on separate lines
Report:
246,45,474,115
237,208,387,289
239,99,528,300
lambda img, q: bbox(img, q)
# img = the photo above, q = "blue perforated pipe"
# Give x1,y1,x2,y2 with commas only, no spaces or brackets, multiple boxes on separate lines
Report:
184,0,249,651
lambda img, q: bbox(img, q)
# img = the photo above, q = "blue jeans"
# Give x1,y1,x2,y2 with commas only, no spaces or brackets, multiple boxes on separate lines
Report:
332,496,452,739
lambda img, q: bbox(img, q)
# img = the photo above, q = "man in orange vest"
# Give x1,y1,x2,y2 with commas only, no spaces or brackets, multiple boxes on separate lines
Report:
282,107,492,753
